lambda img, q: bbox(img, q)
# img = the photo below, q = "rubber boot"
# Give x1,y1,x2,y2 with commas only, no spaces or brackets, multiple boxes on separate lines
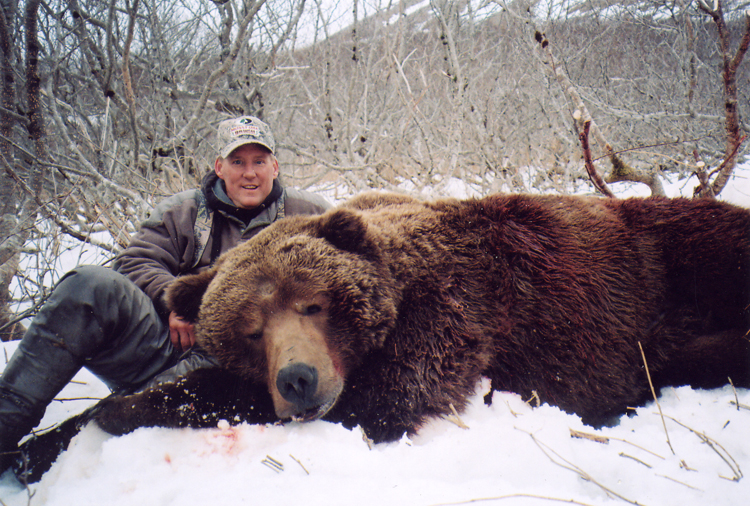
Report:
0,337,81,474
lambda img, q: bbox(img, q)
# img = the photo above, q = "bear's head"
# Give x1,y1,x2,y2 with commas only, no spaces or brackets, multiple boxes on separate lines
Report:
166,207,400,423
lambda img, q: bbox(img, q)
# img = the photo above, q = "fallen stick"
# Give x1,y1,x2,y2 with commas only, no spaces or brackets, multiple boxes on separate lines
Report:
444,403,469,430
516,427,642,505
261,455,284,473
427,492,598,506
728,400,750,411
569,429,667,461
662,414,743,482
289,454,310,475
619,452,652,468
570,429,609,444
729,377,740,411
639,341,674,454
656,474,703,491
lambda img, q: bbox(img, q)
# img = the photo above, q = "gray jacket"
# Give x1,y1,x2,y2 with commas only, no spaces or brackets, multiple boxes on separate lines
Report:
114,172,331,317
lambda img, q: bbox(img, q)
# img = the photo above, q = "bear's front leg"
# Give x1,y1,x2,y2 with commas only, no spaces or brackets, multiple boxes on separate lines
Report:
90,384,206,435
327,365,445,444
15,368,277,483
15,411,91,483
94,368,278,434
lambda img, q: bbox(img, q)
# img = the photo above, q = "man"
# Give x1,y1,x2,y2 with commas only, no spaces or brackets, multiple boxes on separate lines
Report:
0,116,331,473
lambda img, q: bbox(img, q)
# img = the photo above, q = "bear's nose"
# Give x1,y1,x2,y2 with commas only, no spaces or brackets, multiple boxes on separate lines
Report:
276,363,319,409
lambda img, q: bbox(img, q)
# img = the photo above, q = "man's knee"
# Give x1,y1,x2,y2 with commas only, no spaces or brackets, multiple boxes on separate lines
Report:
53,265,130,301
34,265,158,357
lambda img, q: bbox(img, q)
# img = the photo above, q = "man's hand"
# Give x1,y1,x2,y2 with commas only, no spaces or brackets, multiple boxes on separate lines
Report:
168,311,196,351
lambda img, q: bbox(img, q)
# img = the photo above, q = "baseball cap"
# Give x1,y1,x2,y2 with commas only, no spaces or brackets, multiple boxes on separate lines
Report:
217,116,276,158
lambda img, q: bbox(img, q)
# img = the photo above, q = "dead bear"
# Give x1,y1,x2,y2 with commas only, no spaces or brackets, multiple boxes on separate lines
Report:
16,192,750,481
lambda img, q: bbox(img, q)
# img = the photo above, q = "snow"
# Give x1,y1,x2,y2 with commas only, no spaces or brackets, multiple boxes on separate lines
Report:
2,360,749,506
2,166,750,506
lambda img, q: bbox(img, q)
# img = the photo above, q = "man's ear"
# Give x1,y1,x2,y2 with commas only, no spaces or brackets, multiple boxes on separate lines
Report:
214,157,224,179
165,268,217,322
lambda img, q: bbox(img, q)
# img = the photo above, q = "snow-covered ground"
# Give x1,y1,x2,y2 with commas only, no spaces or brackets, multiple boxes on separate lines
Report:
1,167,749,506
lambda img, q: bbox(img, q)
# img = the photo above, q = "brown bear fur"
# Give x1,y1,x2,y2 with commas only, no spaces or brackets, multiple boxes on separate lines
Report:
117,192,750,433
17,192,750,481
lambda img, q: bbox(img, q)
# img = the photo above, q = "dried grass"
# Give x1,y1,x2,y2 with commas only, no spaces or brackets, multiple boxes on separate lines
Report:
638,341,674,455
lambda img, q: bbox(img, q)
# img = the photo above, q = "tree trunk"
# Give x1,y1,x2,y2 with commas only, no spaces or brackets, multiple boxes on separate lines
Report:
0,0,25,341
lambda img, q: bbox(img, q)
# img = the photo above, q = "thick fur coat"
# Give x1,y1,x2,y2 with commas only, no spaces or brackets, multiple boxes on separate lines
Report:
17,192,750,482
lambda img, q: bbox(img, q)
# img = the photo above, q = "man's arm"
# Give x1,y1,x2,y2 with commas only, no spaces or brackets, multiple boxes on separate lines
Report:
113,191,201,319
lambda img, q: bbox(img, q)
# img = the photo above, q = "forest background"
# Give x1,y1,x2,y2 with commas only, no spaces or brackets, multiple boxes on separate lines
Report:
1,0,749,341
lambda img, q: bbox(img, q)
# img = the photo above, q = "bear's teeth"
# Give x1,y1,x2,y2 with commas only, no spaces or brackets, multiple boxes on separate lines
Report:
292,399,336,423
293,407,323,423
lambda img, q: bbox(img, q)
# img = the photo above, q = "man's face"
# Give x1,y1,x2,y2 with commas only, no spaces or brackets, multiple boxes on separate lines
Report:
215,144,279,209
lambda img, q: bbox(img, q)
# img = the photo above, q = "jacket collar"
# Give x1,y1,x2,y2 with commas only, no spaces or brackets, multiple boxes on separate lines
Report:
201,171,283,225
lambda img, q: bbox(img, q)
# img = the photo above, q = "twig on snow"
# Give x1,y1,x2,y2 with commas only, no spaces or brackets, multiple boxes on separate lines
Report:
430,493,592,506
618,452,652,468
662,414,743,482
570,428,666,462
570,429,609,444
729,377,740,411
612,436,666,461
638,341,674,455
503,399,519,418
656,474,703,491
289,454,309,475
728,401,750,411
261,455,284,473
525,390,541,408
515,427,643,505
444,403,469,430
426,493,599,506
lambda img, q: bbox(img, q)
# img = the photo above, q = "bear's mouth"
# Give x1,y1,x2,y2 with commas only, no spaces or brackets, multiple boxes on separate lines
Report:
291,397,337,423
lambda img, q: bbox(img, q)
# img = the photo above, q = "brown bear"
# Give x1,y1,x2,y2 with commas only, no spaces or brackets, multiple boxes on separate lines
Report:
16,192,750,482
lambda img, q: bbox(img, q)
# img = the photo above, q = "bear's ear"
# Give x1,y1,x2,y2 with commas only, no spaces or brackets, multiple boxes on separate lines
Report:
165,268,216,322
317,208,373,255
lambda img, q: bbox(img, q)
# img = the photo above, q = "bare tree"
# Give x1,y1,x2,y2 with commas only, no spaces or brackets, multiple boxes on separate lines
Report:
694,0,750,197
0,0,306,340
0,0,26,341
487,0,748,198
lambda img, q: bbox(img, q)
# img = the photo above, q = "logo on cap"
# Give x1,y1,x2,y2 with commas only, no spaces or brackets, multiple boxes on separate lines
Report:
217,115,275,158
230,124,260,138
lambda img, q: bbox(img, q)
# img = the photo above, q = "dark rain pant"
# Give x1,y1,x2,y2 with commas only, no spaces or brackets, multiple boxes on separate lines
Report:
0,265,216,451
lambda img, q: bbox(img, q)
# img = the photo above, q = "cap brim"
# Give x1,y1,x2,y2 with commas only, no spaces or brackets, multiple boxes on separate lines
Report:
220,139,274,158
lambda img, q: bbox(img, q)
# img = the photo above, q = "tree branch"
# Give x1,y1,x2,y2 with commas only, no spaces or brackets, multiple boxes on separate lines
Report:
533,30,664,197
579,120,615,198
2,159,120,254
174,0,266,144
122,0,140,169
0,4,14,158
25,0,45,162
696,2,749,197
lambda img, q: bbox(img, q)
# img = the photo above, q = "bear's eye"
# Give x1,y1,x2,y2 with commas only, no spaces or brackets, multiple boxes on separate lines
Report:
304,304,322,315
246,332,263,341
